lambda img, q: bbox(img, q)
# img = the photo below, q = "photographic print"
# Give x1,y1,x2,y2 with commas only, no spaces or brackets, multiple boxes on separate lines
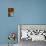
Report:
18,24,46,46
8,8,14,17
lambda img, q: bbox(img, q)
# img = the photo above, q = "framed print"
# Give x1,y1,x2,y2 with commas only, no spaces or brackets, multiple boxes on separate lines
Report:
8,8,14,17
18,24,46,41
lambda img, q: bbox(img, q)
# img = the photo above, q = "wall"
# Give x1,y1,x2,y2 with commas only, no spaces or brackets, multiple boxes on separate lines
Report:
0,0,18,44
0,0,46,44
16,0,46,24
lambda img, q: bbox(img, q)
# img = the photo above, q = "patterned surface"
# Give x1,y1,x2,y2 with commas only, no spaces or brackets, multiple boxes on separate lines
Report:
21,25,46,30
20,25,46,41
